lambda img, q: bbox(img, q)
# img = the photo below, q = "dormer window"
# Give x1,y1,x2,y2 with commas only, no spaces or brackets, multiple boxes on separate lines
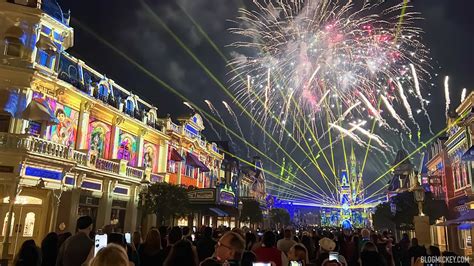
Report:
3,26,25,57
35,32,57,69
125,99,134,116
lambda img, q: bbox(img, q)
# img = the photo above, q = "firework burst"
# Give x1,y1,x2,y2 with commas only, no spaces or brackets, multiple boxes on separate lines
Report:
228,0,432,203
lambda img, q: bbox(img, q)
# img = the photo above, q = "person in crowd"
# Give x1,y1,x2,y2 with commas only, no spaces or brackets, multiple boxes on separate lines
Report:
315,237,347,266
138,229,164,266
199,257,221,266
14,239,42,266
241,250,257,266
56,215,94,266
164,226,182,254
408,238,426,266
232,228,246,239
107,232,140,266
321,258,343,266
277,229,297,255
41,232,58,266
360,241,387,266
89,243,131,266
183,226,193,242
254,231,288,266
288,243,308,265
57,232,72,250
399,233,411,266
301,234,315,261
214,231,245,265
245,232,261,251
197,226,217,262
163,239,199,266
339,229,358,266
359,229,370,252
158,226,168,249
132,231,142,250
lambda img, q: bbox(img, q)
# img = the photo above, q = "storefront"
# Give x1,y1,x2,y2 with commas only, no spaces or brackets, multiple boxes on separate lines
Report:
187,185,239,228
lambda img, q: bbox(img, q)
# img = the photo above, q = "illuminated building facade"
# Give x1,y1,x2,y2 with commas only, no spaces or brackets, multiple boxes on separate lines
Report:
320,146,371,228
0,0,223,257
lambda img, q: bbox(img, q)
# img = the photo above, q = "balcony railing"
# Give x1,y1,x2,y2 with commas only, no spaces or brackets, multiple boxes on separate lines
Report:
72,150,88,166
0,133,71,160
95,158,120,174
125,166,143,180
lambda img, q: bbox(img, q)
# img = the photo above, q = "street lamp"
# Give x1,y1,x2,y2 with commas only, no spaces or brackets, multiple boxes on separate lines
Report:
238,200,243,227
139,178,150,206
412,180,425,216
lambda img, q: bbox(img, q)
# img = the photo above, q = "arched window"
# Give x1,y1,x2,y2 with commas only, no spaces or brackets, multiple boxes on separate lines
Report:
125,99,134,115
4,26,25,57
23,212,35,237
98,83,109,100
2,212,14,236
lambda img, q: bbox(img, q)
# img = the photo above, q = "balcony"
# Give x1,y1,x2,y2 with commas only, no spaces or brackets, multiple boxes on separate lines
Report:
0,133,72,161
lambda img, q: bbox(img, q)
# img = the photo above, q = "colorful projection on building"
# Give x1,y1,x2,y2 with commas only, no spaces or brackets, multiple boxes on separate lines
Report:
117,131,137,166
88,118,111,159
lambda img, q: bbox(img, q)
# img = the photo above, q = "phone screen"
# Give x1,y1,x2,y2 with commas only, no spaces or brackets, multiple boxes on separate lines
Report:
94,234,108,256
329,252,339,262
252,263,271,266
125,232,131,244
289,261,303,266
191,234,195,242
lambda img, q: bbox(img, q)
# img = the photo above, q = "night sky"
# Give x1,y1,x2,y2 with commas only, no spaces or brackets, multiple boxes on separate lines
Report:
58,0,474,201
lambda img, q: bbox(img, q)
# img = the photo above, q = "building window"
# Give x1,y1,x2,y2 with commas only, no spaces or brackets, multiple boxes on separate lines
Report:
0,114,10,132
22,212,35,237
4,38,22,57
36,49,56,69
168,160,177,173
185,165,193,177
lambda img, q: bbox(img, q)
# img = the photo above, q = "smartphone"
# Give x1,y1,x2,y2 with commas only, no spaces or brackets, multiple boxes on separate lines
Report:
252,263,271,266
94,234,108,256
192,226,196,233
289,261,303,266
329,251,339,262
257,232,264,237
125,232,131,244
191,233,195,242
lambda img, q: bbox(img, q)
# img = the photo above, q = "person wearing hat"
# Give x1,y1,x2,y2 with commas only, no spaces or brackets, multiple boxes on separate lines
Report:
56,216,94,266
315,237,347,266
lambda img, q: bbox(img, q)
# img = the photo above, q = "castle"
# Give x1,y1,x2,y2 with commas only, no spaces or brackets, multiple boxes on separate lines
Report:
320,145,372,228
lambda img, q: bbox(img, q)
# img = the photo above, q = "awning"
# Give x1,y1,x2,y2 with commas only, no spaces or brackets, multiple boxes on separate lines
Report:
186,153,210,172
462,146,474,161
20,98,59,125
170,149,184,162
209,207,228,217
454,209,474,223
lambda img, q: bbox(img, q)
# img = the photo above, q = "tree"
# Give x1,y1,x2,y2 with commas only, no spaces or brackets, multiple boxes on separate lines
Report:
373,191,448,231
270,208,291,227
142,182,191,226
240,199,263,225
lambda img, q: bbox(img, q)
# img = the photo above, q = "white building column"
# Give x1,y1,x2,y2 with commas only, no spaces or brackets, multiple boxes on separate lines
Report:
76,101,94,150
96,179,113,230
136,128,147,167
109,116,125,159
124,185,138,232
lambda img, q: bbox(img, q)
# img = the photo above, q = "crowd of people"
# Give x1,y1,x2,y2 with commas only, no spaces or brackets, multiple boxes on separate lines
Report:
12,215,469,266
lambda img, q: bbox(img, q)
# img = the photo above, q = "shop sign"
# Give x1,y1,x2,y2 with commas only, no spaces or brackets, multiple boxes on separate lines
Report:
188,188,215,203
25,166,63,180
82,180,102,191
219,191,235,206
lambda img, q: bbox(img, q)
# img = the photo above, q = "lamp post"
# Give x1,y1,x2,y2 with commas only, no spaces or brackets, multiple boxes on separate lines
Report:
238,200,243,228
139,178,150,206
412,180,425,216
